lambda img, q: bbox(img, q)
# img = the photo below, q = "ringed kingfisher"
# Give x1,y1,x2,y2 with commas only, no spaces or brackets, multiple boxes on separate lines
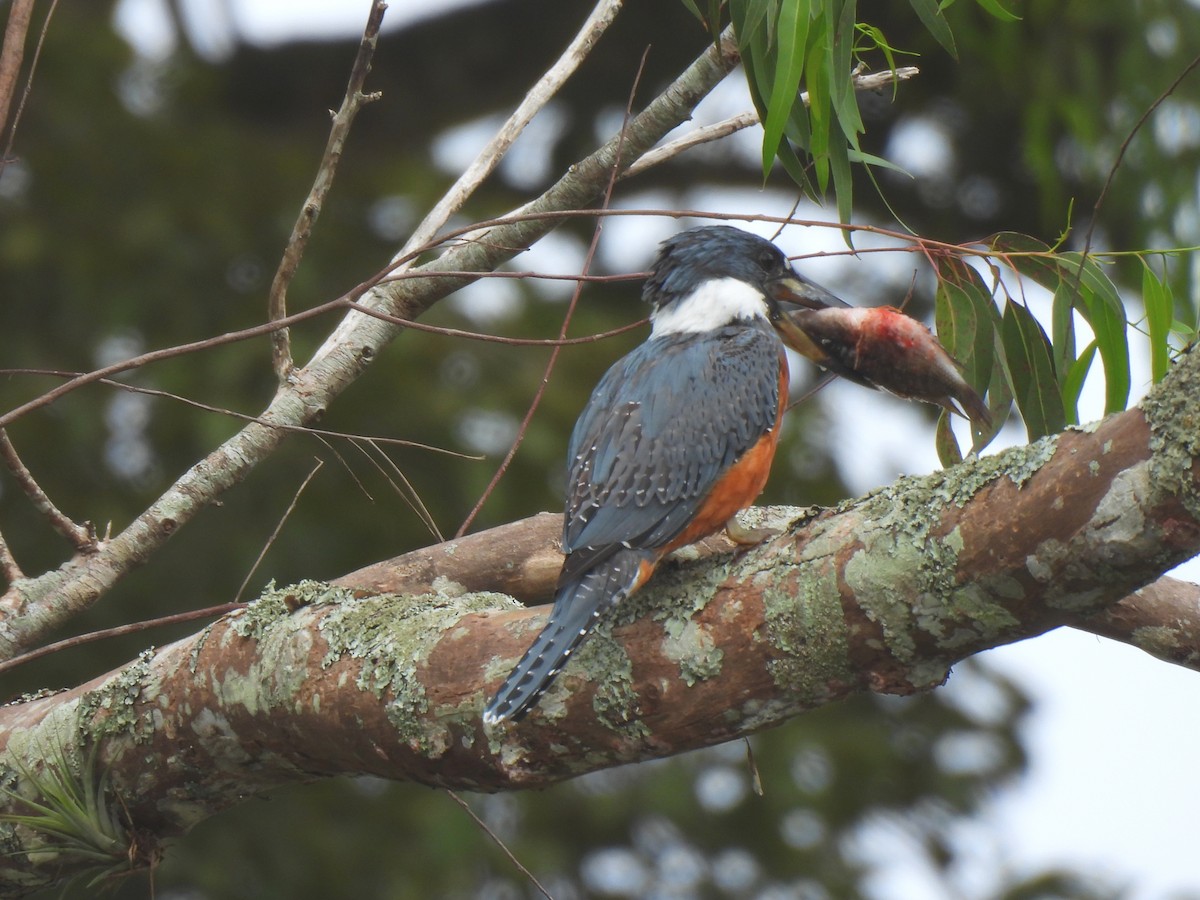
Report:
482,225,846,725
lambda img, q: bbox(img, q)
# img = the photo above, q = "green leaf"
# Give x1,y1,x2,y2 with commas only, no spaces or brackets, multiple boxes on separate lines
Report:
935,412,964,467
760,0,812,174
1059,253,1131,415
1142,261,1173,383
935,258,1006,450
989,234,1133,416
974,0,1021,22
984,336,1015,442
907,0,958,58
1061,340,1098,423
708,0,724,33
803,12,831,190
1049,281,1076,381
830,0,864,144
776,138,817,196
678,0,705,24
829,133,854,235
1000,300,1066,440
846,148,910,174
855,25,899,94
729,0,772,49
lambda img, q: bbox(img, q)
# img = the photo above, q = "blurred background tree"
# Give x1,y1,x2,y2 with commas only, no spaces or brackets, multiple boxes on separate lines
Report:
1,0,1198,897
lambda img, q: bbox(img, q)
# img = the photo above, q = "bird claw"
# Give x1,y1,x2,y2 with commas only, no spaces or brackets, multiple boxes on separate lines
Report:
724,515,779,546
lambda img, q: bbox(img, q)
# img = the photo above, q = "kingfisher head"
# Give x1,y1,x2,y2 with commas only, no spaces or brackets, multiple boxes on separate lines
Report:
643,225,847,338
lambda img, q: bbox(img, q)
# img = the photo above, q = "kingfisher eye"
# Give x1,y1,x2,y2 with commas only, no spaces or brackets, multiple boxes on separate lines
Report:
758,248,780,271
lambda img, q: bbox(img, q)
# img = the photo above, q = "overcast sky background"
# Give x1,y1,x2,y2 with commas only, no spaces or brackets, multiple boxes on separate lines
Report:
109,2,1200,897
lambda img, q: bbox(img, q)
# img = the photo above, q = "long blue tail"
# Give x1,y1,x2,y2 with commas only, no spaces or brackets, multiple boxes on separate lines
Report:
483,551,648,725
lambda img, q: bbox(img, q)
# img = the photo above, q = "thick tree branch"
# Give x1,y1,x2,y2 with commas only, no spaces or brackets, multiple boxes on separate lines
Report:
0,31,743,661
1,344,1197,893
338,510,1200,673
1071,575,1200,668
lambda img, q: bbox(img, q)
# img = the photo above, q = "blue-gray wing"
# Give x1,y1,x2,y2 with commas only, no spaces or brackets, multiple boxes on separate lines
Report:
560,324,782,582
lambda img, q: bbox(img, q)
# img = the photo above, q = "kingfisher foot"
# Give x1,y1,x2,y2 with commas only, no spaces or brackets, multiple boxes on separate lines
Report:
724,515,779,546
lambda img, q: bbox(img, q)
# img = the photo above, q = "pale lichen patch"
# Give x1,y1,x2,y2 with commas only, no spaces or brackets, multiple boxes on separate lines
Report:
318,587,509,749
1143,346,1200,518
1131,625,1197,665
576,627,647,738
661,619,723,686
763,560,852,705
76,649,158,744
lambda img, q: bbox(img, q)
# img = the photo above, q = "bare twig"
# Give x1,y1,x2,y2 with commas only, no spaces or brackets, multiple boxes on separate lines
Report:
354,439,443,542
445,790,553,900
0,262,644,433
0,531,22,584
1073,53,1200,299
0,0,33,144
1060,51,1200,316
345,300,647,346
0,428,94,551
624,65,920,177
0,369,480,458
233,459,325,604
0,294,353,431
0,0,55,168
267,0,388,380
0,602,247,678
396,0,624,267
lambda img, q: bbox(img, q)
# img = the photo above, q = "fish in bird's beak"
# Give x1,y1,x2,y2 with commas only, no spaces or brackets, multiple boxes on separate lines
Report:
767,273,992,429
765,273,855,373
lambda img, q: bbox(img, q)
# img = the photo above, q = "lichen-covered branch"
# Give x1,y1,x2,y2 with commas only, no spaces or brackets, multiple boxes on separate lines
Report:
338,509,1200,674
0,32,742,662
1,345,1196,894
1071,576,1200,668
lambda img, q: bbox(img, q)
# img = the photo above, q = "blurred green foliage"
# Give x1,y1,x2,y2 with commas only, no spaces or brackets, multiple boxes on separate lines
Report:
1,0,1197,896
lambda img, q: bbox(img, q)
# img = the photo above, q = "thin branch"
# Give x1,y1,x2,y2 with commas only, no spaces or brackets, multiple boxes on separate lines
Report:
0,428,94,551
345,300,647,346
0,0,55,168
0,602,246,677
0,294,352,431
353,439,444,542
1074,53,1200,295
0,530,22,584
233,459,325,604
0,369,471,458
395,0,624,267
267,0,388,380
1071,575,1200,670
624,65,920,177
0,0,33,145
445,790,553,900
0,267,644,434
